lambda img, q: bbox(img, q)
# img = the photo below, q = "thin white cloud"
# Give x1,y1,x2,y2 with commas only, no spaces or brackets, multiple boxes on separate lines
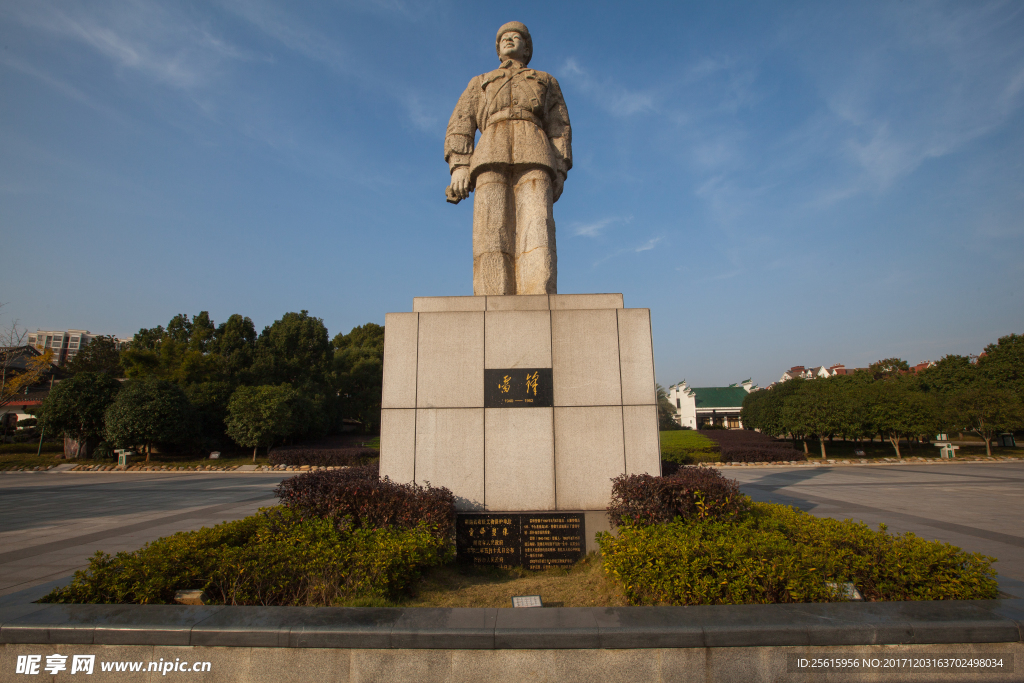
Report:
12,0,252,92
220,0,445,133
571,216,628,238
635,237,662,252
560,58,655,117
218,0,350,73
1,56,126,122
591,235,665,266
402,93,439,132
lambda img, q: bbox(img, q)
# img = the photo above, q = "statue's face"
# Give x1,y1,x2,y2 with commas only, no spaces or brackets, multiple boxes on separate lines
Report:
498,31,527,62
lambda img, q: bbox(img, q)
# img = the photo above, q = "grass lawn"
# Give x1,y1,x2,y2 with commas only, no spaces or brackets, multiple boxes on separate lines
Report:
336,553,627,608
659,430,718,450
0,450,67,470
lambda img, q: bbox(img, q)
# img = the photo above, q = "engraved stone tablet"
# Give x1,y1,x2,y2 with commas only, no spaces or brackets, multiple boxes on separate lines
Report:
456,512,585,569
521,513,585,570
484,368,553,408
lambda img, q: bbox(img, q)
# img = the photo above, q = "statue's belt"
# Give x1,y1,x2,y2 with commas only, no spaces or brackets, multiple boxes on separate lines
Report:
485,108,543,128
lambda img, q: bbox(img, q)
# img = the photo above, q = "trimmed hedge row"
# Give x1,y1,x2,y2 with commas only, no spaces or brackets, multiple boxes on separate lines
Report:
0,442,63,454
274,465,456,541
42,508,451,606
607,468,750,528
598,503,998,605
268,446,377,467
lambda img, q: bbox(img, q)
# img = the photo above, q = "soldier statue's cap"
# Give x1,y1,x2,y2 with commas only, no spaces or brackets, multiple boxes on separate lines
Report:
495,21,532,65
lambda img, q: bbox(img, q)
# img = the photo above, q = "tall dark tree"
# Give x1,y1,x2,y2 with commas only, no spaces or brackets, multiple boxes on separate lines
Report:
65,336,124,376
122,312,253,386
333,323,385,433
184,381,234,449
252,311,332,391
211,314,257,384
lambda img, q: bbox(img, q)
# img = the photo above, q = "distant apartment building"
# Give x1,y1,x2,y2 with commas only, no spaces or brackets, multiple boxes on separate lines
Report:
27,330,131,365
665,379,757,430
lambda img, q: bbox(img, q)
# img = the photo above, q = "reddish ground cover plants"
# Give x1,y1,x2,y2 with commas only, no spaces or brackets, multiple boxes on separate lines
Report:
607,467,751,527
269,435,378,467
274,464,456,541
699,429,804,463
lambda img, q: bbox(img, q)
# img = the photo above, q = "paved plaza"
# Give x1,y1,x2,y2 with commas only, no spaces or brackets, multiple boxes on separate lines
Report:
1,462,1022,603
0,472,283,600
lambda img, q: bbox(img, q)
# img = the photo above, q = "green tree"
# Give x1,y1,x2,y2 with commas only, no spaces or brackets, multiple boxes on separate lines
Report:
224,384,299,461
918,354,976,395
252,311,332,391
121,311,252,385
739,387,766,432
210,314,257,384
978,333,1024,403
945,381,1024,457
183,381,234,449
65,336,124,376
781,379,848,459
333,323,384,433
104,380,195,461
869,357,910,380
863,379,936,459
741,378,805,438
37,373,122,457
831,374,871,443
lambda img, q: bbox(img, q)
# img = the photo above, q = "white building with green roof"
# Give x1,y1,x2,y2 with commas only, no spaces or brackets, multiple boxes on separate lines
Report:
665,380,757,429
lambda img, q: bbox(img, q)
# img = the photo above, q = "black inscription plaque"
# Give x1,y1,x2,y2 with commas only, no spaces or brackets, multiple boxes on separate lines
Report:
456,512,585,570
484,368,553,408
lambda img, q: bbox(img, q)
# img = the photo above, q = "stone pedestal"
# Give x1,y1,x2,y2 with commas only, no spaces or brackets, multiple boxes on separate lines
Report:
379,294,661,515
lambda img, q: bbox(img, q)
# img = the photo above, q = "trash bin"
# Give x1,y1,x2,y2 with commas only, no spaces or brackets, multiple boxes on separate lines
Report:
1000,433,1016,448
117,451,132,467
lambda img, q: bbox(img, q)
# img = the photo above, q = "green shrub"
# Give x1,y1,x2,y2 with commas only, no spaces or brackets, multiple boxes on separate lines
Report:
598,502,998,606
41,507,452,606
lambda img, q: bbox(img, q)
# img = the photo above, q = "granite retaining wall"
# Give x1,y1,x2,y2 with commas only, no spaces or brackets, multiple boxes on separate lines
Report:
3,600,1023,681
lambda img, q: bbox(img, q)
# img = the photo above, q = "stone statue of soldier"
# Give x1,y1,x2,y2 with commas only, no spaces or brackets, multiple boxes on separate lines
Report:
445,21,572,295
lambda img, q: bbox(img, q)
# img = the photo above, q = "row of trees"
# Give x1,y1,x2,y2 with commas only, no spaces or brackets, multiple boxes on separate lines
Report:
741,334,1024,459
36,311,385,458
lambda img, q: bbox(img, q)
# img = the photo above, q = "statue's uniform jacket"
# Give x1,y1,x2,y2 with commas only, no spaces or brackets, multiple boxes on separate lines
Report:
445,60,571,295
445,61,572,188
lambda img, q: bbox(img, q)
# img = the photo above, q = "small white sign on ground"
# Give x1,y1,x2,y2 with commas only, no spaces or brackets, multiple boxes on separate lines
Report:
511,595,543,608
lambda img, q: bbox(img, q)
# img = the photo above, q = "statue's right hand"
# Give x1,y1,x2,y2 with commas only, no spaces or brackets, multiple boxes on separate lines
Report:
449,167,471,200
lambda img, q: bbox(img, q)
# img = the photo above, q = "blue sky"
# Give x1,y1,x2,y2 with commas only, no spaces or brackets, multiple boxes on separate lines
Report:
2,0,1022,389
